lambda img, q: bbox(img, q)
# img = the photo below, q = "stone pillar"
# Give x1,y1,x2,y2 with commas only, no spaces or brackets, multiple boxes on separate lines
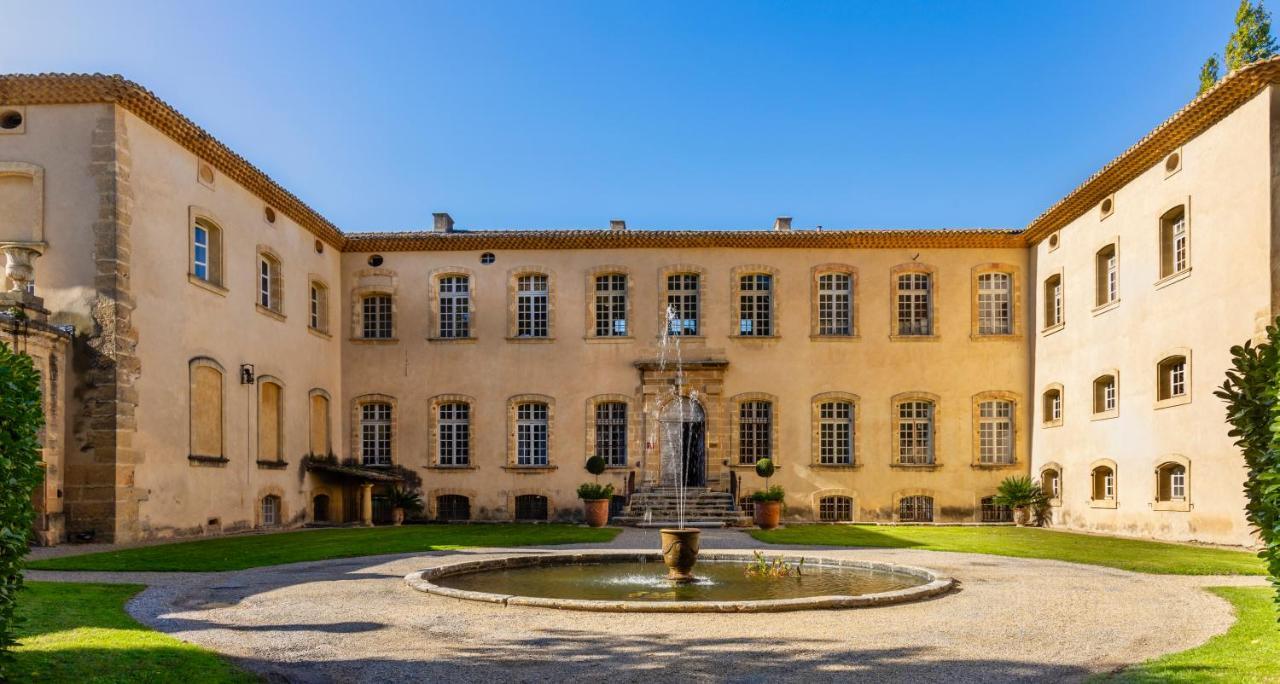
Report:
360,483,374,526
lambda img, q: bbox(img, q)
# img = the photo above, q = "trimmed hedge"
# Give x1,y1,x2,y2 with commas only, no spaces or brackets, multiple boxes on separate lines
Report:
0,340,45,663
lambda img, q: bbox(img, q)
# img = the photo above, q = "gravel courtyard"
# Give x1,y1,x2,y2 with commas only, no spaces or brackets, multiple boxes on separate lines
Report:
27,528,1260,683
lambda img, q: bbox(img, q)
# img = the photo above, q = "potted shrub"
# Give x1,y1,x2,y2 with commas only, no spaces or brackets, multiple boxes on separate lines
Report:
387,486,424,526
751,458,779,527
751,485,786,530
577,482,615,527
993,475,1048,527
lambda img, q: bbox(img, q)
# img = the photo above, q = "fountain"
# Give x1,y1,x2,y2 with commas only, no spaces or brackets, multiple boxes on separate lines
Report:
657,304,700,582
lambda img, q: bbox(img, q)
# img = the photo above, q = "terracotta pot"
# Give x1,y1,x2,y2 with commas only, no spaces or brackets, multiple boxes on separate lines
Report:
583,498,609,528
1013,506,1030,527
756,500,782,530
660,528,701,582
392,507,406,526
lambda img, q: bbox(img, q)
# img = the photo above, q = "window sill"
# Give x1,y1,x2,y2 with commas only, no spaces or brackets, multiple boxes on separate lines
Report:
729,463,782,470
506,336,556,344
1091,300,1121,317
188,454,229,467
1152,500,1191,512
1041,322,1065,337
255,304,286,322
1089,499,1118,509
1154,395,1191,410
427,336,477,344
1041,420,1063,429
427,464,477,471
1154,268,1192,290
971,462,1019,470
187,274,228,297
307,327,332,340
888,334,939,342
730,334,780,341
502,465,558,473
809,463,861,470
1090,410,1119,421
583,335,635,344
969,332,1022,342
256,460,289,470
890,463,941,471
349,337,398,345
808,333,860,341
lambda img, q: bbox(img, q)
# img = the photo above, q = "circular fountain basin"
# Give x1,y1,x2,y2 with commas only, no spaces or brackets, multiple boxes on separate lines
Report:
405,551,955,613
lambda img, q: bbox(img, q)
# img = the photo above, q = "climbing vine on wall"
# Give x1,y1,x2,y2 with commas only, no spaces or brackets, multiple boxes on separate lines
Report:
0,340,45,662
1216,318,1280,614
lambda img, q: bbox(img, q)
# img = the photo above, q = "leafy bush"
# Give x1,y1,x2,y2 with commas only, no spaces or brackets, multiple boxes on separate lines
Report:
743,550,804,578
993,475,1048,510
585,455,607,477
1216,319,1280,611
0,341,45,662
751,485,786,503
577,482,614,501
387,487,424,513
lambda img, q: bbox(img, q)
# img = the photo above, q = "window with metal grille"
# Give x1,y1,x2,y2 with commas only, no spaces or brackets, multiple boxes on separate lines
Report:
261,495,280,527
896,273,931,335
514,494,548,521
516,274,549,337
516,402,549,465
594,274,627,336
977,272,1012,335
738,274,773,336
818,401,853,465
817,272,852,335
980,496,1013,522
1160,207,1189,278
1158,356,1187,400
899,495,933,522
978,400,1014,464
1044,275,1063,328
666,274,699,336
362,294,393,339
897,401,933,464
1093,375,1117,413
438,402,470,466
819,495,853,522
436,494,471,521
439,276,471,338
1092,466,1115,500
1095,244,1118,306
594,401,627,466
738,401,772,464
361,402,392,466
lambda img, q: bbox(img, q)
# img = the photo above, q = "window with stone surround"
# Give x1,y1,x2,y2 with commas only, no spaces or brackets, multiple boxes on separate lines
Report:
812,266,855,336
361,402,393,466
666,273,700,336
891,264,937,338
362,294,393,339
1091,464,1116,501
594,273,628,337
1093,373,1118,417
439,275,471,338
736,273,774,336
976,272,1012,335
737,400,773,464
1156,462,1187,502
308,389,330,456
437,494,471,521
976,396,1015,465
257,251,283,315
1043,273,1063,329
1157,354,1189,403
309,280,329,333
818,400,854,465
257,378,284,463
261,495,280,527
898,495,933,522
1160,205,1189,279
895,398,935,465
515,274,550,338
980,496,1013,522
191,217,223,286
516,402,549,465
515,494,549,521
1041,467,1061,501
189,358,225,460
1095,243,1118,307
594,401,628,466
438,401,471,466
819,496,853,522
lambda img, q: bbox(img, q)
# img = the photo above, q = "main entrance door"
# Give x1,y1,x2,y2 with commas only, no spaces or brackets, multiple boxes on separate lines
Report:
659,397,706,487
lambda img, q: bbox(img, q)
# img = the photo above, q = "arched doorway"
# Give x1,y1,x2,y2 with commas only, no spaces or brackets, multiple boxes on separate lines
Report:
659,397,706,487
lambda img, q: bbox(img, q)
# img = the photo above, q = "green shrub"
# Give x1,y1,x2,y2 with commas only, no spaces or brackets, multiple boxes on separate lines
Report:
751,485,785,503
577,482,614,501
993,475,1048,510
0,341,45,662
585,455,607,477
387,487,424,513
1216,318,1280,611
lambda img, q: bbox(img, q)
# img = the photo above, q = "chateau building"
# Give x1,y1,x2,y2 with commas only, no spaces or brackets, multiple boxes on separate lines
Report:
2,64,1279,548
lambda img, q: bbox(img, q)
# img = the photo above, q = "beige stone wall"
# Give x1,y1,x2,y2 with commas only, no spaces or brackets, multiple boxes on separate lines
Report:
1029,88,1274,546
341,246,1031,522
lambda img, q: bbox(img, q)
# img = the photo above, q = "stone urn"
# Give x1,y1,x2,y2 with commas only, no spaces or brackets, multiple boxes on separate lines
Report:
392,507,406,526
756,501,782,530
1013,506,1031,527
583,499,610,528
660,528,701,582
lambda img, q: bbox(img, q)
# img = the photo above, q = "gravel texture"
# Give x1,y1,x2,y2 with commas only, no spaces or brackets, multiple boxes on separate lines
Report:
101,528,1262,683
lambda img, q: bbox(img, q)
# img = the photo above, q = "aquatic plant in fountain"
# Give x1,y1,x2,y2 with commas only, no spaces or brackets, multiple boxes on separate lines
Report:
743,551,805,578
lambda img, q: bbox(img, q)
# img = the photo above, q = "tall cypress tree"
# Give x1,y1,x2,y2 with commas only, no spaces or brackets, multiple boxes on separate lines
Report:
1197,1,1277,93
1198,54,1222,95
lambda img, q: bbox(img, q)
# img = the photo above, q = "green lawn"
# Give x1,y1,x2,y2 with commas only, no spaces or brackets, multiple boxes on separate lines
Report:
4,582,253,683
750,525,1265,575
1101,587,1280,683
30,523,620,572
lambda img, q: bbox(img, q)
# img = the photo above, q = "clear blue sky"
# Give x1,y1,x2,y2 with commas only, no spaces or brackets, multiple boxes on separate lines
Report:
0,1,1238,232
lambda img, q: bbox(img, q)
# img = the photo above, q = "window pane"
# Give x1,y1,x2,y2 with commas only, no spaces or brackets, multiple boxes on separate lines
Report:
897,273,931,335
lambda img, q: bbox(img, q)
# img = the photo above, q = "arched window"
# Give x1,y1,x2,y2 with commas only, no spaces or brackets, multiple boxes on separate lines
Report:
361,294,393,339
1158,355,1188,401
437,494,471,521
514,494,548,521
191,218,223,285
257,379,283,463
261,495,281,527
1093,374,1118,415
309,390,330,456
899,495,933,522
1160,206,1189,278
1094,243,1118,307
1041,468,1061,501
1042,386,1062,426
980,496,1013,522
819,495,853,522
1043,274,1063,328
896,400,934,465
1156,462,1187,502
189,359,224,460
1092,465,1115,501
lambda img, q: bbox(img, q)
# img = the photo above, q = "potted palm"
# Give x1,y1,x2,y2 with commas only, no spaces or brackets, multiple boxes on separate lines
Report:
387,486,424,526
579,455,613,527
993,475,1048,527
752,458,784,529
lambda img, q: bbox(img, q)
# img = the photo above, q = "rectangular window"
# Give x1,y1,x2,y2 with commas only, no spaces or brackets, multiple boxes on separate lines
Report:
818,273,852,335
819,496,853,522
1050,393,1061,421
977,272,1012,335
438,402,470,466
818,401,853,465
1044,276,1063,328
361,403,392,466
516,403,549,465
594,274,628,337
1172,217,1188,274
1170,361,1186,397
738,274,773,336
259,258,272,308
439,276,471,338
1104,382,1116,411
1161,208,1190,278
310,286,320,329
1096,245,1118,306
899,496,934,522
1171,469,1186,499
362,295,393,339
666,274,699,336
193,225,209,281
978,400,1014,464
897,401,933,464
896,273,931,335
594,401,628,466
516,274,549,337
738,401,772,464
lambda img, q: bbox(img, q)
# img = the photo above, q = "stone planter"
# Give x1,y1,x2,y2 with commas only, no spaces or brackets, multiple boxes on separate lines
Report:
392,507,406,526
582,498,609,528
660,528,701,582
756,501,782,530
1013,506,1030,527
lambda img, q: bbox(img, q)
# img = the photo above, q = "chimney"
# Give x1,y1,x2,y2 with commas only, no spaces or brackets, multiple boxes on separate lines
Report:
433,212,455,233
609,219,627,232
773,216,792,232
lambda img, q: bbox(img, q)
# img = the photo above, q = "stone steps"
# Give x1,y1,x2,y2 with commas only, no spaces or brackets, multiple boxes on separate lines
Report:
617,486,752,528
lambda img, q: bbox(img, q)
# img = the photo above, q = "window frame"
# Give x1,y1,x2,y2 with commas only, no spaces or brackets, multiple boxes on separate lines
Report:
890,264,937,340
507,394,555,468
1155,350,1192,409
818,495,854,522
892,392,939,466
1042,271,1064,332
507,268,554,340
256,377,285,465
1158,203,1191,283
586,267,632,340
971,264,1021,339
1039,463,1063,506
972,391,1018,467
1041,383,1064,428
308,278,330,334
1153,456,1191,511
897,494,935,522
811,392,859,467
810,264,857,338
188,357,226,463
188,208,225,293
255,246,284,318
1091,371,1119,420
730,392,779,467
660,265,706,337
731,266,779,338
1089,459,1118,508
352,395,396,467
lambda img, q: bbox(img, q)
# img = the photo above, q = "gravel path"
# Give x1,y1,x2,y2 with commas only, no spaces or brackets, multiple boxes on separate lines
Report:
75,528,1260,683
